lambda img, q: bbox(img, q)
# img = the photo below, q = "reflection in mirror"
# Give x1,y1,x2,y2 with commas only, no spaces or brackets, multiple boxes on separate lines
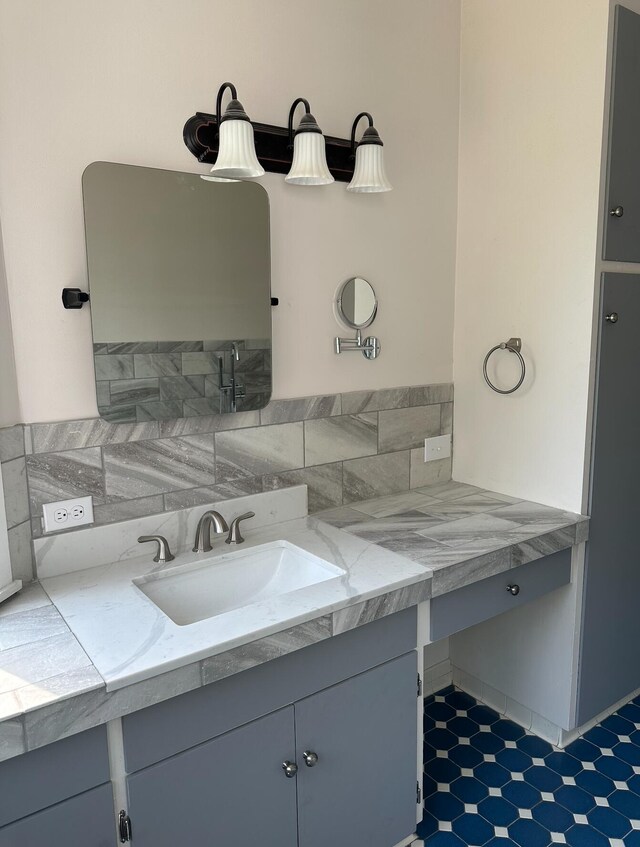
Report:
83,162,272,421
337,277,377,329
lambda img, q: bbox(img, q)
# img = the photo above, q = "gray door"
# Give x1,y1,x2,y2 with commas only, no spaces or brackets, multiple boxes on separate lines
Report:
0,784,115,847
604,6,640,261
579,273,640,723
126,706,298,847
295,652,417,847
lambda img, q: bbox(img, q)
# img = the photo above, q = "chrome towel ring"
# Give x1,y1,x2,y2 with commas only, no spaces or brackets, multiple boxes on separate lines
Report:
483,337,526,395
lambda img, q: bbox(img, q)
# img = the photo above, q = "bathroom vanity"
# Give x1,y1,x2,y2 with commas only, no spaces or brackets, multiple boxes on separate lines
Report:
0,482,587,847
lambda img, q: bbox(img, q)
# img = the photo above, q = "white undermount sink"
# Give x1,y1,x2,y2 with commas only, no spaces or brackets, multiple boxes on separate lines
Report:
134,540,345,626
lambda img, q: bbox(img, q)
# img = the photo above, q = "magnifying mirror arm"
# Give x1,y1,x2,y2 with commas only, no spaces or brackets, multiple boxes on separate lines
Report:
334,329,380,360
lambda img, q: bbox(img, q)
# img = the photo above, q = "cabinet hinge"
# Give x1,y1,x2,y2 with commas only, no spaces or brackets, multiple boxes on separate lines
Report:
417,781,422,805
118,810,132,843
417,673,422,697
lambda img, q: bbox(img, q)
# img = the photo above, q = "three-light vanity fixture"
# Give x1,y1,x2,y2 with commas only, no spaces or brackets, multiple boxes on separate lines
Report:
184,82,392,192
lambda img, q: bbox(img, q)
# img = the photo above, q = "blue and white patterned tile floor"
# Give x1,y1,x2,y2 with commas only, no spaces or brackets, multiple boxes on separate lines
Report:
419,685,640,847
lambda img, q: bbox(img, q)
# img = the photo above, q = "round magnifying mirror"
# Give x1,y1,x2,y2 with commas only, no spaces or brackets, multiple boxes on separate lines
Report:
336,277,378,329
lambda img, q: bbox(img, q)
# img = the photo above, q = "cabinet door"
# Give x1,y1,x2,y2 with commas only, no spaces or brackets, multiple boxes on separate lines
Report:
604,5,640,261
578,273,640,722
295,652,417,847
0,784,115,847
127,706,298,847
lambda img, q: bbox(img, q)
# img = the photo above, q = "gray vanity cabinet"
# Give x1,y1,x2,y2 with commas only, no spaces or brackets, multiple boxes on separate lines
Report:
0,726,115,847
604,5,640,261
126,707,298,847
122,610,419,847
296,652,417,847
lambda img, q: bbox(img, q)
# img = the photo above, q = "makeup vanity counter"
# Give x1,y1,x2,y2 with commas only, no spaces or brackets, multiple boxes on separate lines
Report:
0,481,588,764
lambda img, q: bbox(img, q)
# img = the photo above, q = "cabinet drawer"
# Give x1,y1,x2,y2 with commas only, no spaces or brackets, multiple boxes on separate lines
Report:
430,548,571,641
123,607,416,773
0,726,109,828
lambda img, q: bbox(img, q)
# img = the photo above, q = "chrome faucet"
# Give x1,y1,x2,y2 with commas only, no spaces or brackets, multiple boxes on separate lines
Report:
193,510,229,553
138,535,175,563
226,511,255,545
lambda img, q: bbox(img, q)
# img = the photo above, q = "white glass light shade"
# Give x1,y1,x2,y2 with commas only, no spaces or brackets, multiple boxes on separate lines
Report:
209,119,265,179
346,144,392,193
285,132,334,185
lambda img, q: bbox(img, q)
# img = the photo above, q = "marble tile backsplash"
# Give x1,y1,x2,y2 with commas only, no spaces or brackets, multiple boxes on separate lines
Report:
0,425,33,582
0,383,453,582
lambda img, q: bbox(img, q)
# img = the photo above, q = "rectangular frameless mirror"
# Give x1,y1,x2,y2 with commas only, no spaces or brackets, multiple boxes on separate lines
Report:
82,162,271,422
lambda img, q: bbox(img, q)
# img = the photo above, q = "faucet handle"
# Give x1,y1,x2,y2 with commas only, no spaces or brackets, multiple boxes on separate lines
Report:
138,535,175,563
226,511,255,545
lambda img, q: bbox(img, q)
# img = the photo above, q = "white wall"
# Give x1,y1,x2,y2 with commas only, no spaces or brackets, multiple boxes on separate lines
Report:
0,221,20,427
453,0,610,512
0,0,461,424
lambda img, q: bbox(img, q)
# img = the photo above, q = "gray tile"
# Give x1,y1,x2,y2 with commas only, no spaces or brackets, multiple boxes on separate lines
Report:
260,394,341,425
158,410,260,437
441,402,453,435
215,422,304,483
373,533,445,557
414,480,483,501
99,404,137,423
314,506,372,529
30,419,159,453
0,606,68,651
0,584,50,620
202,340,245,352
430,547,512,596
407,383,454,406
343,451,410,503
95,381,110,407
0,716,25,761
181,351,223,375
234,350,264,373
418,512,520,547
263,463,343,513
94,354,134,381
341,386,414,415
0,633,92,696
201,617,332,684
103,435,215,499
304,414,377,466
350,490,439,518
510,527,576,567
26,447,105,510
135,401,183,421
183,397,226,417
7,522,34,582
332,581,432,634
158,376,205,402
15,664,104,715
378,405,441,452
107,342,158,353
0,425,24,463
163,479,264,511
134,353,182,378
93,495,165,526
410,452,452,489
109,378,160,406
422,493,518,521
1,456,29,528
575,519,589,544
92,342,108,355
157,341,203,353
488,501,582,529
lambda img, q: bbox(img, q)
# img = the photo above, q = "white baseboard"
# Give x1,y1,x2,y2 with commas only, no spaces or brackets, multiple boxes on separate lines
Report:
422,659,453,697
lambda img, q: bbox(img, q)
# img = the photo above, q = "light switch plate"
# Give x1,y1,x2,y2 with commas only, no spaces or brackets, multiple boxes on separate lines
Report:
424,434,452,463
42,496,94,533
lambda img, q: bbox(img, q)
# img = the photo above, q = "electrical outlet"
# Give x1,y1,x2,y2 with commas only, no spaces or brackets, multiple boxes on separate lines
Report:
424,434,452,463
42,496,94,533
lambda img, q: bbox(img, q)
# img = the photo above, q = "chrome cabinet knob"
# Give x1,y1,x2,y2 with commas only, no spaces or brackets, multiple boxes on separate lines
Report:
605,312,619,324
506,584,520,596
303,750,319,767
610,205,624,217
282,761,298,778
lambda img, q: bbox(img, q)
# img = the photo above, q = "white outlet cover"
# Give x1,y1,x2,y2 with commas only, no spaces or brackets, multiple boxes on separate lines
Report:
42,496,94,533
424,434,452,463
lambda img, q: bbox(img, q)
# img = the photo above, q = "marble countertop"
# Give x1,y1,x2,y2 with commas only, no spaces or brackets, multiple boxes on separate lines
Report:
0,480,588,762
